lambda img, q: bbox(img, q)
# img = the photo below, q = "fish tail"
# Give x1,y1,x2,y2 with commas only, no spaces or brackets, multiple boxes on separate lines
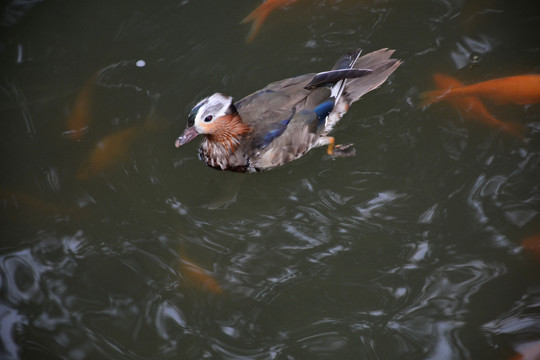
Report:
419,89,449,107
501,121,526,140
179,254,223,294
241,0,299,43
241,2,274,43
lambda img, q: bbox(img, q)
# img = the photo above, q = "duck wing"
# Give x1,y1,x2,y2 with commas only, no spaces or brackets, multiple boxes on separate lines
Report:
235,50,379,155
236,74,328,148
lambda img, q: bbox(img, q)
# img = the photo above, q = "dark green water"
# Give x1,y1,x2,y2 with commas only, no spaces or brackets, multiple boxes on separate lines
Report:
1,0,540,359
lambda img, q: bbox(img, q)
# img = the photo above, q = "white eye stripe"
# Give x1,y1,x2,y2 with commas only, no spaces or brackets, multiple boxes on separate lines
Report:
194,93,234,125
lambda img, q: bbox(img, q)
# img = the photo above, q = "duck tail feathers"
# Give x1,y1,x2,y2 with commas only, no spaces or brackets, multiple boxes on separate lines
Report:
332,48,362,70
323,49,401,132
304,48,369,112
343,49,401,104
304,69,373,90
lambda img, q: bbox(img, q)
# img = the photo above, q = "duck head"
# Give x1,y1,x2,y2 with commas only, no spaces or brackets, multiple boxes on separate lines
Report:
175,93,239,148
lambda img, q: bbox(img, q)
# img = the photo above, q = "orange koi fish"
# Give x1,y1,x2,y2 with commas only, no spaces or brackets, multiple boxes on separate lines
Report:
428,73,524,139
179,254,223,294
241,0,302,42
421,74,540,106
76,119,159,181
66,72,98,140
522,234,540,260
1,188,66,215
0,188,86,224
509,340,540,360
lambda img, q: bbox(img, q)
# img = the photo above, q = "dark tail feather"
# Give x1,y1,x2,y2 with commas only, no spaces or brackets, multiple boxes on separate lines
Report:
331,49,362,70
304,69,373,89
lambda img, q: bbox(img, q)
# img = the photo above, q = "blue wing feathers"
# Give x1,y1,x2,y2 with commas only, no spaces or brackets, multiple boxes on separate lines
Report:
259,116,293,149
314,100,335,125
259,100,334,148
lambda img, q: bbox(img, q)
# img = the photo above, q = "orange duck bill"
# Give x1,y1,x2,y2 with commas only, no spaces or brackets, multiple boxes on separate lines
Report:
175,127,199,148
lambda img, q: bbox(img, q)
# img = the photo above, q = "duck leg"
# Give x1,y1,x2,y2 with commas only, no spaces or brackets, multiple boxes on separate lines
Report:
325,136,356,157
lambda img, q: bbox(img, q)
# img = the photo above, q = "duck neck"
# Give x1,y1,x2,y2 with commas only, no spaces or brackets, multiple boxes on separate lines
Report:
206,114,251,153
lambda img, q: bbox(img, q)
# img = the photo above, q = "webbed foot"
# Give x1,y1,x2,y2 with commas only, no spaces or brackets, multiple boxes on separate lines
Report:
326,137,356,157
332,143,356,157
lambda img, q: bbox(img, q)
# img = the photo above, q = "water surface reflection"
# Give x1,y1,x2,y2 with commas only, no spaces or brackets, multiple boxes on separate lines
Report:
1,0,540,359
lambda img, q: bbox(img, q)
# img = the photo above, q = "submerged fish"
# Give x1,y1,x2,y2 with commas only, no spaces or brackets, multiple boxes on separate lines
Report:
522,234,540,260
421,74,540,106
1,188,67,215
428,73,524,139
241,0,302,42
76,119,159,181
509,340,540,360
0,188,86,225
179,254,223,294
66,72,98,140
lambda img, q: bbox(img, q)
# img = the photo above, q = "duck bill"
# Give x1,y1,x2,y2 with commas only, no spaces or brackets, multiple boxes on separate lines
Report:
175,127,199,148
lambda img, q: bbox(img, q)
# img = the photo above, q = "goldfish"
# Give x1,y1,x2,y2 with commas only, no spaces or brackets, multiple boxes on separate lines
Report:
427,73,524,139
522,234,540,260
241,0,302,42
66,72,99,140
421,74,540,106
0,188,86,225
1,188,66,215
179,254,223,294
76,118,160,181
509,340,540,360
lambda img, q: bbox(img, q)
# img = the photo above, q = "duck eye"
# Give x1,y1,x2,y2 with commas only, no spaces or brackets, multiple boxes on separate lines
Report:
204,115,213,122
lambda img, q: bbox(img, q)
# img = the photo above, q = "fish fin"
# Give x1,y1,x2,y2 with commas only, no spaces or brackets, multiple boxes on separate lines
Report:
241,1,275,43
66,72,98,140
420,89,447,107
241,0,300,42
501,122,526,141
179,254,223,294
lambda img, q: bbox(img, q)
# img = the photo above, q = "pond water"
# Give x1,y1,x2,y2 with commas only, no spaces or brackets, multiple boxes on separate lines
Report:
1,0,540,359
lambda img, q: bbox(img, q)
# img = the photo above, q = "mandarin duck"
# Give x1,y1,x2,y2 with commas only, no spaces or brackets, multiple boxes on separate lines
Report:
175,48,401,172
